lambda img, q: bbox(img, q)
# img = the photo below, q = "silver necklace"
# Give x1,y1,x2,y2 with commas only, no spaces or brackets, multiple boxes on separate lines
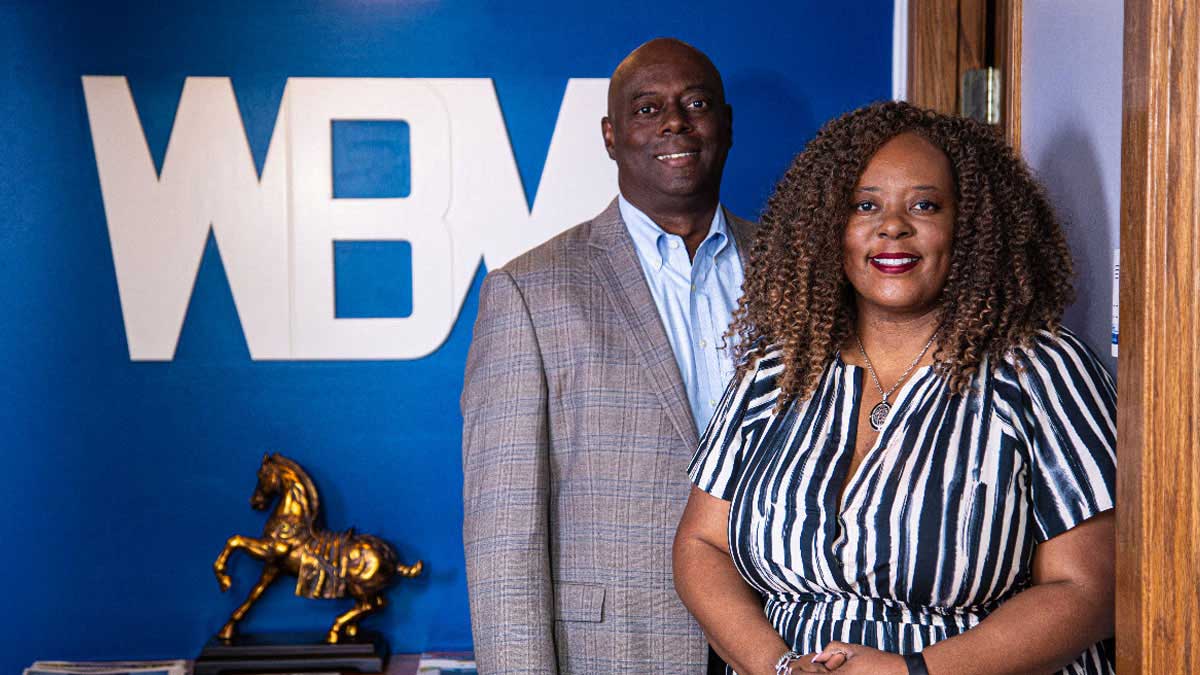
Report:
855,332,936,432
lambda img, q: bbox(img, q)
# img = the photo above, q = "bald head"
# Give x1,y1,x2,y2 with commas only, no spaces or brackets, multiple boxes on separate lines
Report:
600,37,732,226
607,38,725,117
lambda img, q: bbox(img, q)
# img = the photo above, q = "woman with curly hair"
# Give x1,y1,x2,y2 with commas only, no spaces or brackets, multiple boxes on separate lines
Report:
674,101,1115,675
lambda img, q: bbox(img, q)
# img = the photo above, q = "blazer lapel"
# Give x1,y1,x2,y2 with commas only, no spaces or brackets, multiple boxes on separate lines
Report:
725,209,759,259
588,199,700,451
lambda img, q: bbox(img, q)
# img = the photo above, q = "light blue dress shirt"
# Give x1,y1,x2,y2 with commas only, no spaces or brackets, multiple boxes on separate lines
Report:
619,194,745,434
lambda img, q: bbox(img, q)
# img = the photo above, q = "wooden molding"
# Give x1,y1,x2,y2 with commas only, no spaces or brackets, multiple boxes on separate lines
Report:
1116,0,1200,671
907,0,958,113
958,0,987,85
906,0,1023,149
996,0,1022,150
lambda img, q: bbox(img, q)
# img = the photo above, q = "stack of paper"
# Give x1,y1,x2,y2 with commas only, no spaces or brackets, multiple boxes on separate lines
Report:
416,652,476,675
24,661,189,675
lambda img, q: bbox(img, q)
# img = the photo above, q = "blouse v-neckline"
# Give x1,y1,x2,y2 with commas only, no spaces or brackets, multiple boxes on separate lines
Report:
833,354,935,518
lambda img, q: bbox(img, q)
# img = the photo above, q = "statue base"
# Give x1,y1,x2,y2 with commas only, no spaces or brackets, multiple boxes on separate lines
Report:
194,631,388,675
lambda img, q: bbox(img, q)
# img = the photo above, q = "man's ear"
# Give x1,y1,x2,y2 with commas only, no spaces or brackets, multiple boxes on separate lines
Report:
601,116,617,160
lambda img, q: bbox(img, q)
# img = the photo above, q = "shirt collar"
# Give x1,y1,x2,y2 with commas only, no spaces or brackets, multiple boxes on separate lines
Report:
618,194,730,270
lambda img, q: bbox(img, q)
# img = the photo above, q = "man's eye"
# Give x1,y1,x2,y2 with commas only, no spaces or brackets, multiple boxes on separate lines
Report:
688,99,708,109
636,105,657,115
913,200,940,212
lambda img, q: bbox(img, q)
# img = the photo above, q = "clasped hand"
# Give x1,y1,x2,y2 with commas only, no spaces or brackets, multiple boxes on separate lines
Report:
787,642,907,674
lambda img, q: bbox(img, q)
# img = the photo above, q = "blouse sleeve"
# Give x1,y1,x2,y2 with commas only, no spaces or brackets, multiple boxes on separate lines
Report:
1012,329,1117,543
688,351,768,500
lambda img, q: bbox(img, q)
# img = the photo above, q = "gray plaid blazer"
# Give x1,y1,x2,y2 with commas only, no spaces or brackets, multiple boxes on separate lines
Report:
462,199,756,674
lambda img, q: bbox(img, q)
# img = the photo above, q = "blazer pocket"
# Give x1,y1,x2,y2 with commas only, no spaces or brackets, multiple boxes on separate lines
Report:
554,582,605,622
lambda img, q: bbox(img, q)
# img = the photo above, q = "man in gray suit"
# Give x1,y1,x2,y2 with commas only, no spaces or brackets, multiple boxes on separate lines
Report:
462,38,755,674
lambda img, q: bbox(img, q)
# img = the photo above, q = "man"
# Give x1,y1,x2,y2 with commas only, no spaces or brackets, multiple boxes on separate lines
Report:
462,38,755,674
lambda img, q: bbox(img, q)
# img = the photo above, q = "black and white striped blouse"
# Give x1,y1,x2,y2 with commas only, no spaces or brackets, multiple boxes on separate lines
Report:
689,328,1116,675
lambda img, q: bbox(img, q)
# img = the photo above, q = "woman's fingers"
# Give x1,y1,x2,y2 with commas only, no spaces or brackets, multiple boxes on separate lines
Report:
816,652,848,670
810,641,854,670
830,653,849,669
788,653,832,672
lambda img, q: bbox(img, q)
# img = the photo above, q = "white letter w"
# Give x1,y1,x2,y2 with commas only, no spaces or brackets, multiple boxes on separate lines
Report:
82,76,289,360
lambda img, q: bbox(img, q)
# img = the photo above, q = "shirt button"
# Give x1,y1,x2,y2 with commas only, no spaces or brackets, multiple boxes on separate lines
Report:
690,283,696,291
709,399,717,407
668,240,680,250
699,339,708,349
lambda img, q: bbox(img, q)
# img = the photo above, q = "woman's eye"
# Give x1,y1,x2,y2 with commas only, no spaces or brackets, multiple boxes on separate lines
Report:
853,201,876,213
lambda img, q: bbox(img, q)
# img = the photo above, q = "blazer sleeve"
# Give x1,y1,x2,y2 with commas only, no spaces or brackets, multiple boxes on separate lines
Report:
461,269,558,675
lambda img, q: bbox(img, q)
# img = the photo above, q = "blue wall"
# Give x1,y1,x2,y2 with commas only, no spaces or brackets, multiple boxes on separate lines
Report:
0,1,892,670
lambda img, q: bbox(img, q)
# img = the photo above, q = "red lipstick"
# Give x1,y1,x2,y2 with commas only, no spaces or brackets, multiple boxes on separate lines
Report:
869,252,921,274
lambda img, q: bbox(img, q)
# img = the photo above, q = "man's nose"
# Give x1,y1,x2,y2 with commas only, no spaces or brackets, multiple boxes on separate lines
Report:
659,102,692,134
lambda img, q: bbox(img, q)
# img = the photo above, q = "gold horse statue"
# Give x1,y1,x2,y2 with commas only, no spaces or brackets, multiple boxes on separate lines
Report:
213,453,423,643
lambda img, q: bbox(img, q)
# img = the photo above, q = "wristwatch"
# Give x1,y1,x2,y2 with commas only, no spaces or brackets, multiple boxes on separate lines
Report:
903,652,930,675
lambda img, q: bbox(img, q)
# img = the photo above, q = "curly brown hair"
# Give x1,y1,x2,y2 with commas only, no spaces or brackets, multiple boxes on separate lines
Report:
730,100,1074,403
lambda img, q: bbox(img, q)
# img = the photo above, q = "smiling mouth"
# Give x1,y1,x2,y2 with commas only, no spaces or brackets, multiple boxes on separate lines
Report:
870,255,921,273
655,151,699,161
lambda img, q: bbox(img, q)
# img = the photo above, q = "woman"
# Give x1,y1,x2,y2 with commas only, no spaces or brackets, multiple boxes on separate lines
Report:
674,101,1115,675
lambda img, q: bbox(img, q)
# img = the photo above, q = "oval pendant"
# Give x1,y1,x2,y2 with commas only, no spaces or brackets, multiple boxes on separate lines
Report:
869,401,891,431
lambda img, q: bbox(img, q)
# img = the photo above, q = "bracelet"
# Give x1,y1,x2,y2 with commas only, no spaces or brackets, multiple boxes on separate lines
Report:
903,652,929,675
774,650,802,675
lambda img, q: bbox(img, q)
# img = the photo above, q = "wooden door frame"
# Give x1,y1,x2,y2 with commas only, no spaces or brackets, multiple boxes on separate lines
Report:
906,0,1200,670
905,0,1023,147
1116,0,1199,671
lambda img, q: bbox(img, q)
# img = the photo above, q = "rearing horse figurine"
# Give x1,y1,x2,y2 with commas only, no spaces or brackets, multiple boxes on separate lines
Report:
213,453,423,643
